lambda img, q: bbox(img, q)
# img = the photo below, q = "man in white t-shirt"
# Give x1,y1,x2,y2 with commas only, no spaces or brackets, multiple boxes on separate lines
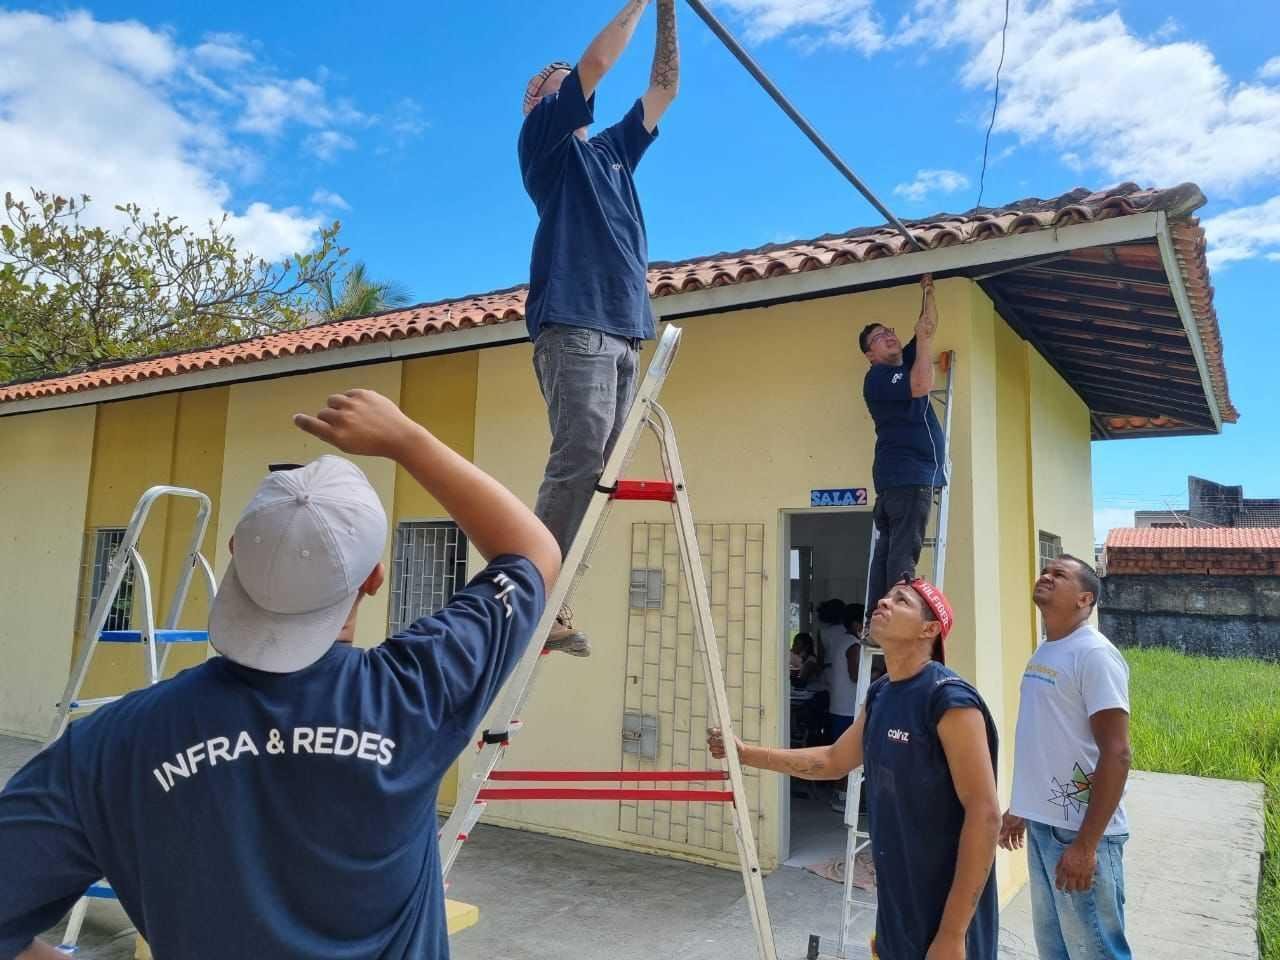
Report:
999,555,1133,960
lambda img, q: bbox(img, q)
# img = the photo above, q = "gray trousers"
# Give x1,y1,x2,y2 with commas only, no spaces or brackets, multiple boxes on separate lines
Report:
533,325,640,556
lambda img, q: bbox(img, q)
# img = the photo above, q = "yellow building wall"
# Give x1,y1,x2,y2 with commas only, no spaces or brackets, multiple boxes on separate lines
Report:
214,364,402,652
72,391,228,701
394,351,481,811
1029,350,1095,564
0,406,97,737
469,280,985,871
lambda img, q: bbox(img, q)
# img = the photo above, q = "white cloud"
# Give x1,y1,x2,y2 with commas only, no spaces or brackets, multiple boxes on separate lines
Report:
714,0,886,51
1201,196,1280,267
731,1,1280,197
194,32,253,70
305,130,356,161
238,77,330,135
310,188,351,210
0,11,323,261
893,0,1280,195
893,168,970,203
1093,507,1134,543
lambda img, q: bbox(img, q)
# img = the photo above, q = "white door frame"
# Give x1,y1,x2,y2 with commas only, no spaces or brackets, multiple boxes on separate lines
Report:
775,505,872,863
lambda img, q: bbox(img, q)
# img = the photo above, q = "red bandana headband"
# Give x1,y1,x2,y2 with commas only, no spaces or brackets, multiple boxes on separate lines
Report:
905,576,954,663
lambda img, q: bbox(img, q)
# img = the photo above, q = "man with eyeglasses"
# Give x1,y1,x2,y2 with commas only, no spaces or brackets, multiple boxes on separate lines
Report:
858,275,947,627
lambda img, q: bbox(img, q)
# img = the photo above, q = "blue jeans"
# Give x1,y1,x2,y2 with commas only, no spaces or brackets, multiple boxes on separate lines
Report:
1027,820,1131,960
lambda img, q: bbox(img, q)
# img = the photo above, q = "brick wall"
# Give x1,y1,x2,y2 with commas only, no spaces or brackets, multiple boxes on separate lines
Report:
1100,573,1280,661
1104,546,1280,576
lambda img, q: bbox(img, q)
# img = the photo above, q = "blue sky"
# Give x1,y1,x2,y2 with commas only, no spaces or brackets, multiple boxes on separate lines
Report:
3,0,1277,539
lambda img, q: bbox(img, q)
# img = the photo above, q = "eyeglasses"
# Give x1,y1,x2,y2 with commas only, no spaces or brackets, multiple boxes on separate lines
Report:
866,328,896,347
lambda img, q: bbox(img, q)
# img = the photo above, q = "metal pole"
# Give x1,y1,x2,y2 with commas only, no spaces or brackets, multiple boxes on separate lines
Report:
683,0,923,251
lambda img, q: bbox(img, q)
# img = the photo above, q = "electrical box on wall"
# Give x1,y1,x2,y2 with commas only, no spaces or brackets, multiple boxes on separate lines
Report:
621,712,658,760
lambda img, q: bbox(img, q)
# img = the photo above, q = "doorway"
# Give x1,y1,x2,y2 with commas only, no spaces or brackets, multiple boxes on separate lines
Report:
779,508,873,867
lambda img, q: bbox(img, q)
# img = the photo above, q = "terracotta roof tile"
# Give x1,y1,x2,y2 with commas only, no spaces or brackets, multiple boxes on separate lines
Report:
0,182,1234,417
1105,528,1280,549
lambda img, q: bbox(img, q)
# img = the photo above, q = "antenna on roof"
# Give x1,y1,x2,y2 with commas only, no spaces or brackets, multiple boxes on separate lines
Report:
683,0,923,252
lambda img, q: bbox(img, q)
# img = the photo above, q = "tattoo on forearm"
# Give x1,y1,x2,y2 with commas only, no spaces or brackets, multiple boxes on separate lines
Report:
651,0,678,89
779,752,827,777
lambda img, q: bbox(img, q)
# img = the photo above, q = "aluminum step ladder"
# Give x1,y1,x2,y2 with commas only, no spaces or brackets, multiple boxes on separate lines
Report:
51,486,217,953
822,351,957,960
437,324,779,960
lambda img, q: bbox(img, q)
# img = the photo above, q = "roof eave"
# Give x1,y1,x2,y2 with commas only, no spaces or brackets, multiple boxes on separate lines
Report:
0,212,1166,418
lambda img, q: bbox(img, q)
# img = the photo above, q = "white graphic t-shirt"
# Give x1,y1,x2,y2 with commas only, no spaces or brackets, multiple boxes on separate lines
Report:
1010,624,1130,834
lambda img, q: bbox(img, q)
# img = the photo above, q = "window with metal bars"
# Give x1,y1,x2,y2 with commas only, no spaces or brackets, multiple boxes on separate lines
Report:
1038,531,1063,573
83,527,135,633
387,521,469,634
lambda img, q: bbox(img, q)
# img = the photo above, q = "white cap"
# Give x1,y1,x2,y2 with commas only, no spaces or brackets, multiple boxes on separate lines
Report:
209,455,388,673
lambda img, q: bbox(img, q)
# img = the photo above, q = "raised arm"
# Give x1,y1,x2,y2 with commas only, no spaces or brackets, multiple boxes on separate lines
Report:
579,0,652,99
295,390,561,591
641,0,679,131
910,274,937,398
708,710,865,781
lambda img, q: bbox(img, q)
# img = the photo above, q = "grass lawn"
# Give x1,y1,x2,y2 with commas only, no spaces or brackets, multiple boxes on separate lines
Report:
1125,647,1278,958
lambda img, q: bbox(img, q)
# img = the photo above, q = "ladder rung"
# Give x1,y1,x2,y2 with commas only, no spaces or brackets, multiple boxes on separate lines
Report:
99,629,209,644
488,770,728,782
476,787,734,802
611,480,677,502
65,696,121,712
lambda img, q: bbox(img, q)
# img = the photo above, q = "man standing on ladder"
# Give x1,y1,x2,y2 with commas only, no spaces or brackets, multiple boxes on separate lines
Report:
710,577,1001,960
518,0,679,657
0,390,559,960
859,275,946,625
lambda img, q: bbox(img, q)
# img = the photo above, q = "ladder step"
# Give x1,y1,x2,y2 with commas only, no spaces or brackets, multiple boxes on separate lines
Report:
489,769,728,782
99,629,209,644
65,696,121,712
476,787,734,802
611,480,677,502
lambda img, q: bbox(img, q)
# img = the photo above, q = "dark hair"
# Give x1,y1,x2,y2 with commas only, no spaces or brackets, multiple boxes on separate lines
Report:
1059,554,1103,610
817,599,846,625
858,323,886,354
843,602,865,630
792,632,814,655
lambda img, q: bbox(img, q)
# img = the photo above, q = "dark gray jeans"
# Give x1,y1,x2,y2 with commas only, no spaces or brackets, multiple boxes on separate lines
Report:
533,324,640,555
867,484,936,612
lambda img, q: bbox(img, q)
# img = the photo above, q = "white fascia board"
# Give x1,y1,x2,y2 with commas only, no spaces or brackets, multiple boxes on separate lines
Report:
652,212,1162,318
0,320,529,417
1153,211,1223,432
2,213,1165,418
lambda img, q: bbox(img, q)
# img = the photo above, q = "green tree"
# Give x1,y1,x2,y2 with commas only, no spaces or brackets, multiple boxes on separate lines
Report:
314,261,413,321
0,190,346,383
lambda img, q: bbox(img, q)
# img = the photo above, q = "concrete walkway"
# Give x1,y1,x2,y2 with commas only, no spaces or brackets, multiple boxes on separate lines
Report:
0,735,1264,958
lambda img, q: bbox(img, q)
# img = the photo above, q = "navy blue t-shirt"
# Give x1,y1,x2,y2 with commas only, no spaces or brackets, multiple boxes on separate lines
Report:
863,337,947,493
863,661,998,960
518,66,658,342
0,554,544,960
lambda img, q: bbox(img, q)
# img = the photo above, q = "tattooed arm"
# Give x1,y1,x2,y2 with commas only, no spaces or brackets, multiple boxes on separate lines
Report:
708,710,864,780
580,0,651,99
641,0,679,131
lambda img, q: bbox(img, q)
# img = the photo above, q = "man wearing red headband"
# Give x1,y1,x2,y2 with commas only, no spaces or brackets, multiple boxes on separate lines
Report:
710,576,1001,959
517,0,679,657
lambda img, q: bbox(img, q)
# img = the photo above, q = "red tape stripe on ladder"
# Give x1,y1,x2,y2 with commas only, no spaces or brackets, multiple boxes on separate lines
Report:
488,770,728,782
477,787,734,802
611,480,677,501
